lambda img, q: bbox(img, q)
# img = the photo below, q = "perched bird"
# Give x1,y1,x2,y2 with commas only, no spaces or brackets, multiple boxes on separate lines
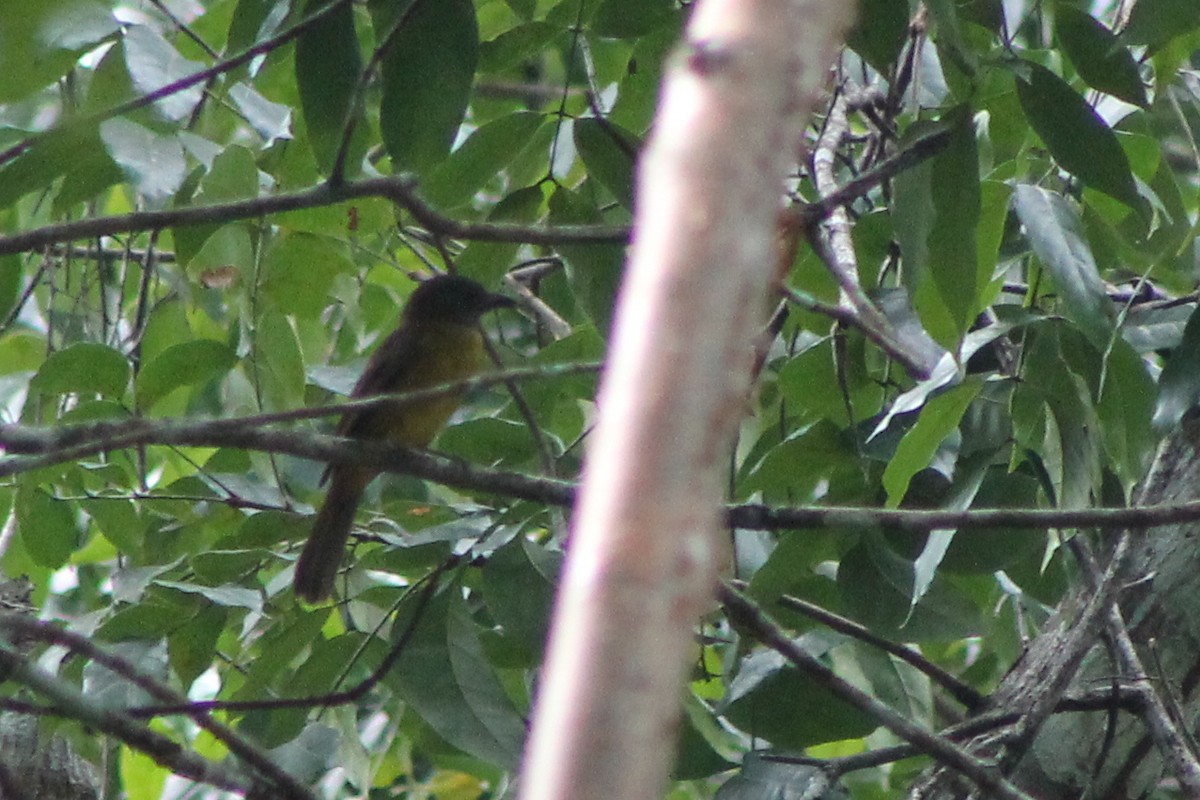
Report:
293,274,514,602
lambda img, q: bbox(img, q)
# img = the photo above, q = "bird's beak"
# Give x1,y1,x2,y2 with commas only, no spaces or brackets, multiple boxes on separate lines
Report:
485,293,517,312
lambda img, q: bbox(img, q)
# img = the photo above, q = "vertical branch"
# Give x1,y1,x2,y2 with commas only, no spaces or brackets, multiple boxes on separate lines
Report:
519,3,857,800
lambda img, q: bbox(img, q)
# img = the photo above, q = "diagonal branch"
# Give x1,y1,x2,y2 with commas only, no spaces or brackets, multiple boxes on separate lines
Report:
720,582,1038,800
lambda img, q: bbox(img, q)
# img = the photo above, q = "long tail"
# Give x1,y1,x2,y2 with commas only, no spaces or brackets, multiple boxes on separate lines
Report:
294,469,369,603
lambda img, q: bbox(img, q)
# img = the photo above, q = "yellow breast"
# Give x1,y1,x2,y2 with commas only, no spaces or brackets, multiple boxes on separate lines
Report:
362,321,486,448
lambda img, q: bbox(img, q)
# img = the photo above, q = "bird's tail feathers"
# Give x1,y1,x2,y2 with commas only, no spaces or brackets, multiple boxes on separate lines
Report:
294,472,367,603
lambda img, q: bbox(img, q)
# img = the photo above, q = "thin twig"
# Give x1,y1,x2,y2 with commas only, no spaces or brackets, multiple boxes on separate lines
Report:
0,176,627,256
0,639,251,794
1072,537,1200,794
0,616,316,800
719,582,1037,800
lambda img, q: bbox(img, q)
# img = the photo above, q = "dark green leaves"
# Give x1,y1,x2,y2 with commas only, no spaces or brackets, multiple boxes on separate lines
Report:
721,632,877,748
1121,0,1200,50
1014,61,1141,210
1153,304,1200,433
0,2,117,103
135,340,238,412
374,0,479,172
424,112,546,208
31,343,130,398
574,117,640,211
1055,7,1147,107
847,0,908,73
591,0,678,39
388,587,527,768
295,0,365,175
1012,185,1114,350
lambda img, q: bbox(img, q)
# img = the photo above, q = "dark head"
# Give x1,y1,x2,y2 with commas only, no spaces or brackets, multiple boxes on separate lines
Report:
403,274,514,326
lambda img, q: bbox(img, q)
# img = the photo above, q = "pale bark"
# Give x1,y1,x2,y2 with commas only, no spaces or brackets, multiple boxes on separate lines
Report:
519,2,856,800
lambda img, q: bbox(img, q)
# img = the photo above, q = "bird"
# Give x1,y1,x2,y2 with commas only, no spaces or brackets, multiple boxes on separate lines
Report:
293,274,514,602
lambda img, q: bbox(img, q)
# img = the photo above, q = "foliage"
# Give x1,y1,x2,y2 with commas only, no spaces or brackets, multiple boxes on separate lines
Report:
0,0,1198,798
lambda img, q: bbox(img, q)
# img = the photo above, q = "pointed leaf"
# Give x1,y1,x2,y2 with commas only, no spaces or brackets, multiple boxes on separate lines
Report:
1014,61,1141,209
389,588,527,768
1056,7,1148,107
295,0,365,175
1121,0,1200,50
1012,185,1114,350
927,108,981,344
99,118,187,204
135,340,238,412
16,487,80,568
1153,303,1200,433
883,380,982,507
123,25,205,121
424,112,545,208
574,117,640,211
375,0,478,172
31,343,130,398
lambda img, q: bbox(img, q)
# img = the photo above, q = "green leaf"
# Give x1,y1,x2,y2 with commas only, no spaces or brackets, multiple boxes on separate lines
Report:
135,339,238,412
591,0,678,38
155,580,264,613
927,108,981,345
374,0,478,172
1056,7,1148,107
458,185,547,287
30,342,130,398
482,537,561,662
423,112,546,208
674,692,737,780
98,597,192,640
1153,303,1200,433
0,120,121,212
123,25,206,121
229,83,293,146
1098,339,1156,490
253,311,306,413
83,496,143,554
260,233,355,318
573,117,640,211
939,469,1046,573
388,587,527,768
1012,185,1114,350
846,0,909,73
98,118,187,204
743,421,863,504
1022,324,1103,509
187,223,253,275
1121,0,1200,50
883,380,982,507
924,0,978,80
16,487,79,568
174,146,260,267
438,418,534,465
0,1,118,103
837,538,983,638
1014,61,1141,210
548,186,625,334
295,0,366,175
245,632,374,746
85,639,167,709
721,631,877,747
233,610,331,700
169,603,226,689
479,22,558,73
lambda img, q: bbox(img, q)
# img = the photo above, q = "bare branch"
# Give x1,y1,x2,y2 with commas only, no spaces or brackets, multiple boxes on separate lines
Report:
0,616,317,800
0,639,250,795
